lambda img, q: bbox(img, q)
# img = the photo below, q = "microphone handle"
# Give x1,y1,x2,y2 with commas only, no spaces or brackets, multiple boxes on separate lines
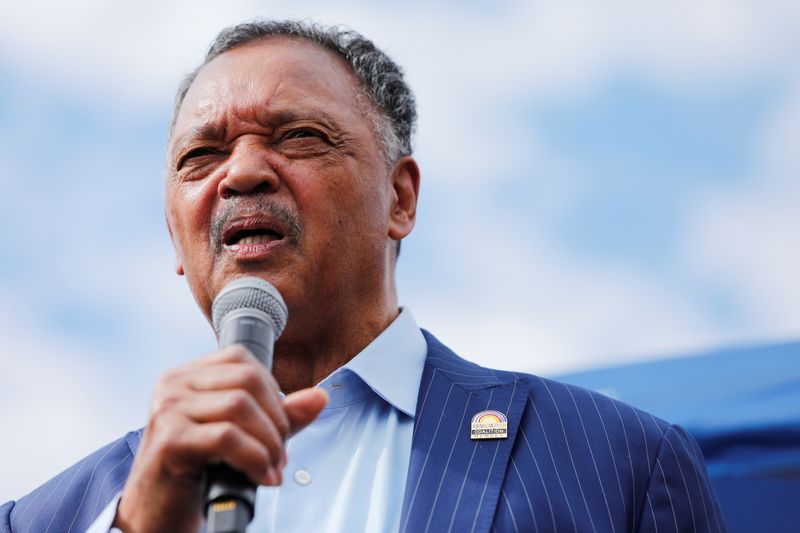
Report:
205,465,256,533
205,314,277,533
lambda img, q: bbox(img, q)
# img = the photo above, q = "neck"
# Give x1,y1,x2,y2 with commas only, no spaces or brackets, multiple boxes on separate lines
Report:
271,290,399,393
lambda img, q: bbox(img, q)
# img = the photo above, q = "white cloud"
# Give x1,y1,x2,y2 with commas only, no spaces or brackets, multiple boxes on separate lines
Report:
402,212,725,376
683,81,800,338
0,301,136,502
1,0,797,103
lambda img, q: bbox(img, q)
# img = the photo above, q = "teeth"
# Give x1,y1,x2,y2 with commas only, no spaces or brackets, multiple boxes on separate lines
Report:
238,234,277,245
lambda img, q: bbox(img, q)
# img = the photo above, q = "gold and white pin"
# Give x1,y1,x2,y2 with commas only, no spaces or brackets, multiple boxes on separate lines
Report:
470,410,508,440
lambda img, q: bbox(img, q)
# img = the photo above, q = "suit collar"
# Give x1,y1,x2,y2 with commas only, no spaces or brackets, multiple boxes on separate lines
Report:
400,330,529,533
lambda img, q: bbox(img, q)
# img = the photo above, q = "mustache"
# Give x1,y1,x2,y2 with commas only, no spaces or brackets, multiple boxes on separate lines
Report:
209,195,304,250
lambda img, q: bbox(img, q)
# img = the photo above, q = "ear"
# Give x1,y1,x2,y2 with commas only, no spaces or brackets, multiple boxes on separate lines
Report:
387,156,420,241
165,210,185,276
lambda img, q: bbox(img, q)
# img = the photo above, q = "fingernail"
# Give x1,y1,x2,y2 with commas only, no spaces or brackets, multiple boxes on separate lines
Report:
265,467,281,486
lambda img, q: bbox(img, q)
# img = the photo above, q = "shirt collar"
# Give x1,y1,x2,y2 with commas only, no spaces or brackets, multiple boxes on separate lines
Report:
317,308,427,418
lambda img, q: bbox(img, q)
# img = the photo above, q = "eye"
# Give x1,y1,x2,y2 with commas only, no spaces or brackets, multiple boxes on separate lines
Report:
274,126,334,158
283,128,320,140
177,147,220,170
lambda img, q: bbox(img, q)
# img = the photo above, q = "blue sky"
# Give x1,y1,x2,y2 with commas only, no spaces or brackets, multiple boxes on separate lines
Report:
1,0,799,500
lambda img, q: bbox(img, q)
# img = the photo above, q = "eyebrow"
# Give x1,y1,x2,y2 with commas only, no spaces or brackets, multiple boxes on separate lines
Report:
170,123,226,160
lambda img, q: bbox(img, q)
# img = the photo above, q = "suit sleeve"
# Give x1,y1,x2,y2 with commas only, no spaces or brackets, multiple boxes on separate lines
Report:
0,431,137,533
1,500,15,532
636,424,728,532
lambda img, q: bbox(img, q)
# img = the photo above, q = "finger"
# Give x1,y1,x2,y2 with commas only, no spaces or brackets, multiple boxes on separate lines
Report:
152,345,261,404
179,420,276,486
284,388,328,436
173,390,285,469
145,410,276,486
183,363,290,439
155,353,290,440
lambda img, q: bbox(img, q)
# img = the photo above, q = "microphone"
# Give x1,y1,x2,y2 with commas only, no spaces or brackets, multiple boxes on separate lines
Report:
204,276,288,533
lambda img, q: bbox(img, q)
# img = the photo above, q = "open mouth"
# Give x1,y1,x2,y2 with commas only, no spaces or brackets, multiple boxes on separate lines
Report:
226,228,283,246
222,218,286,248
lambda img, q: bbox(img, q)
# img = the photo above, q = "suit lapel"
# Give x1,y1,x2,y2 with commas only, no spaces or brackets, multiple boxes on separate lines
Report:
400,331,529,533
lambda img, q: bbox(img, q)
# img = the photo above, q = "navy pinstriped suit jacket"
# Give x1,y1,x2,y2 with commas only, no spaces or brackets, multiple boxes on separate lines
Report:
1,331,726,532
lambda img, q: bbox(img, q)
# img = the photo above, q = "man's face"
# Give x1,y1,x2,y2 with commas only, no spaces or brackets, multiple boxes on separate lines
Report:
165,38,397,334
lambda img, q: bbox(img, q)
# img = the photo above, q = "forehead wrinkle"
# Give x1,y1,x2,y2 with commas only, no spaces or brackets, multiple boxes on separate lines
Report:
249,74,348,132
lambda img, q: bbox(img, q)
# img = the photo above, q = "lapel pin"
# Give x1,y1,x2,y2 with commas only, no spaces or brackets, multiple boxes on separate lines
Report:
470,409,508,440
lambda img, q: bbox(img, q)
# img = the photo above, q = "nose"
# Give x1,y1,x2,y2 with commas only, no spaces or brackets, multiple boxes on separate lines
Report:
218,143,281,199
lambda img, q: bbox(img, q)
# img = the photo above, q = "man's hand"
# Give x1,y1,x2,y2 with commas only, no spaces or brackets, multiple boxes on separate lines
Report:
113,345,328,533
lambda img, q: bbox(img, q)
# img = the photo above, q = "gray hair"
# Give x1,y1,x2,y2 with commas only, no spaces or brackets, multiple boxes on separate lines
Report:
169,19,417,163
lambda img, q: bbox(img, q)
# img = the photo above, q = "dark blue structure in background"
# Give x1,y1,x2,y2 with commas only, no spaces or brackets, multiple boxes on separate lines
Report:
557,341,800,532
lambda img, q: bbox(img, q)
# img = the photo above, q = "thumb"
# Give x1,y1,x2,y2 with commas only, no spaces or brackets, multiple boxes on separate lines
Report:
284,388,328,436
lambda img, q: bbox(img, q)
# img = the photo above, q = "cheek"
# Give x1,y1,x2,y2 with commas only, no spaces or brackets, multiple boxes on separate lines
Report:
166,182,217,252
180,176,219,219
315,161,388,215
300,180,376,236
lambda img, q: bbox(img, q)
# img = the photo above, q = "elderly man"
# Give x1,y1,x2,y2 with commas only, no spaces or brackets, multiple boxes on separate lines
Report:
1,20,726,533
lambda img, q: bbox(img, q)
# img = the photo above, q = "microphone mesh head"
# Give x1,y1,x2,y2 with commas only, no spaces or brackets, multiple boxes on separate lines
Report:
211,277,288,337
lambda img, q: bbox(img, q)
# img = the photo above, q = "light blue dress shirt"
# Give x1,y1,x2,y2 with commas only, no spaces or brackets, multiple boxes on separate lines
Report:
90,308,427,532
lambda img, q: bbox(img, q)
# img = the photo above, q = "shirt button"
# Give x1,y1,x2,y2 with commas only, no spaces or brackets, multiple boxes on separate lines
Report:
294,469,312,486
